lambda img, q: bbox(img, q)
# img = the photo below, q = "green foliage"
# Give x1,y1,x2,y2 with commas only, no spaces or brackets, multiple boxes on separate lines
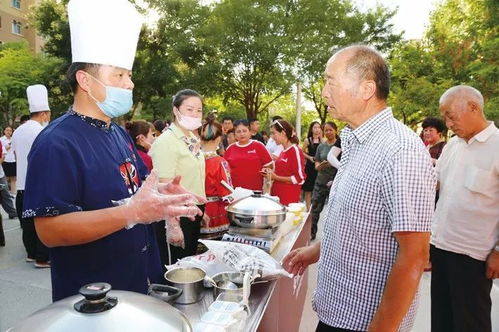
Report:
15,0,496,129
27,0,71,63
389,0,499,125
284,0,401,122
0,42,64,127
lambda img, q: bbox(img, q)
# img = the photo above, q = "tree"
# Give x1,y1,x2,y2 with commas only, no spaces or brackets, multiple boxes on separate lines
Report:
196,0,294,119
389,0,499,125
0,42,63,127
285,0,401,123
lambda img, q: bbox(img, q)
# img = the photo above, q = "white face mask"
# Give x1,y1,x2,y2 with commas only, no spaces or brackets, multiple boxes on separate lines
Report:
41,122,49,128
175,110,202,131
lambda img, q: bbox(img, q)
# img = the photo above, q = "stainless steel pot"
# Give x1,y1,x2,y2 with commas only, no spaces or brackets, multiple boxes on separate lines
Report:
7,283,192,332
226,194,287,229
164,267,206,304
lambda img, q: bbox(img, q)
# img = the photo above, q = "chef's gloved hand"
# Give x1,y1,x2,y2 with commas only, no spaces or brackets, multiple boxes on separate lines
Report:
115,171,202,229
158,175,207,204
166,217,185,248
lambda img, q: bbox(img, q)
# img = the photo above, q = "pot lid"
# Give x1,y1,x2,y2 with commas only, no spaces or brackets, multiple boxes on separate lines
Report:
8,283,192,332
226,194,286,216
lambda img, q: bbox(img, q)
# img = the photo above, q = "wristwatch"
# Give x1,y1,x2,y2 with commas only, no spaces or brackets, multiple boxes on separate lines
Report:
495,244,499,252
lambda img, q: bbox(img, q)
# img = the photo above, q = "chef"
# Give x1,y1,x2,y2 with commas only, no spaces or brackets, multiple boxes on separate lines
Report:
23,0,204,302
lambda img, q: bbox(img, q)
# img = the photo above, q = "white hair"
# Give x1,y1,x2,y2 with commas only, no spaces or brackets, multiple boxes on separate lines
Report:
439,85,484,111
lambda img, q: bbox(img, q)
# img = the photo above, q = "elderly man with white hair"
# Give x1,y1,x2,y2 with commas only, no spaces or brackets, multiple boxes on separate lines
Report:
431,85,499,332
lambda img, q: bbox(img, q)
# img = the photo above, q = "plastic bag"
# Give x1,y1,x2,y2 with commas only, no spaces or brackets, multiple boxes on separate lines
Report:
199,240,292,279
165,250,232,277
165,217,185,248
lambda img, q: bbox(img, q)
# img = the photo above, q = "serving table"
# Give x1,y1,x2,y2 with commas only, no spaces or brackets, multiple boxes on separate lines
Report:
174,212,312,331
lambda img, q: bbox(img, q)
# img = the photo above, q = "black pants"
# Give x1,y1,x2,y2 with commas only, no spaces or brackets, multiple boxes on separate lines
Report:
0,213,5,246
15,190,49,261
430,245,492,332
153,205,205,270
0,176,17,217
311,182,329,238
316,321,361,332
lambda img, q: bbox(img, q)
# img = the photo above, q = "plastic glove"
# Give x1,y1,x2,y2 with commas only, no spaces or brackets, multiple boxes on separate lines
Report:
115,170,202,229
201,213,210,228
158,175,207,204
166,217,185,248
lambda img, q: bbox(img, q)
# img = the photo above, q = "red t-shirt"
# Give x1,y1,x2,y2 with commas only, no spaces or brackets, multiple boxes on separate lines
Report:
224,140,272,191
271,144,306,205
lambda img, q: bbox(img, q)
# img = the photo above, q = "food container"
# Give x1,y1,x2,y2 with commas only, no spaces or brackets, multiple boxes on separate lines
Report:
7,283,192,332
287,205,303,216
226,194,287,229
164,267,206,304
211,272,252,303
288,202,306,212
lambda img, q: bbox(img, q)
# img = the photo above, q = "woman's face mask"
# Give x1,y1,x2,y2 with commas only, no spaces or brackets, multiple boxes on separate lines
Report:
175,110,202,131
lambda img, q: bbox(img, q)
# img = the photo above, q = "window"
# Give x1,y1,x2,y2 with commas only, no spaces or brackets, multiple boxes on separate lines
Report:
12,0,21,9
12,20,22,35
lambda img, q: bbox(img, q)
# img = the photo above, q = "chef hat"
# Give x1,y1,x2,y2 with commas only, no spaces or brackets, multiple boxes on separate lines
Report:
68,0,143,70
26,85,50,113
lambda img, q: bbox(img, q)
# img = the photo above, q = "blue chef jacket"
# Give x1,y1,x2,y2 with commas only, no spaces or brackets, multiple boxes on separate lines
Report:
23,108,163,301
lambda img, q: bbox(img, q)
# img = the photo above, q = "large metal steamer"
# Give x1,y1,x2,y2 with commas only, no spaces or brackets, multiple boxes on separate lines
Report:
225,194,287,229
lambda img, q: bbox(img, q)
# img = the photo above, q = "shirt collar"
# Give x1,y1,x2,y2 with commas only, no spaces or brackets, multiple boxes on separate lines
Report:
468,122,497,144
169,123,190,139
67,107,112,132
349,107,393,144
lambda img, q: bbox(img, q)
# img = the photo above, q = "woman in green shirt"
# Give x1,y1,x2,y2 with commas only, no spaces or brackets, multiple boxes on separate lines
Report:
150,89,206,266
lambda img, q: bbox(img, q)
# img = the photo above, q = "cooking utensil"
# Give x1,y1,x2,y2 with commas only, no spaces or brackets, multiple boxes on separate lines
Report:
226,194,286,229
7,283,192,332
211,271,253,300
217,280,239,290
164,267,206,304
147,284,183,304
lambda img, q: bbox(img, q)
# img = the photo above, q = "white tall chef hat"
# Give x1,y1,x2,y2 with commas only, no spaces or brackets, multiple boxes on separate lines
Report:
26,85,50,113
68,0,143,70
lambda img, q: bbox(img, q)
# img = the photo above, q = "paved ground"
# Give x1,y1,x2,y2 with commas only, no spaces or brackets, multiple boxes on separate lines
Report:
0,207,498,331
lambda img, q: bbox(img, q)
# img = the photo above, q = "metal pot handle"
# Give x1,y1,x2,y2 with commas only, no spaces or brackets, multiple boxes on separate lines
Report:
233,215,254,224
148,284,183,303
74,283,118,314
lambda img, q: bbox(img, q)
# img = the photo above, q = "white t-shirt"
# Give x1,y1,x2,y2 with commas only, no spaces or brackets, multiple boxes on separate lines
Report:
265,137,283,157
11,120,44,190
0,135,16,162
431,122,499,261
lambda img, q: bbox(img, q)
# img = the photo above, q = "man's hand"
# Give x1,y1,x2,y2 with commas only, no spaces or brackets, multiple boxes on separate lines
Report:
368,232,429,332
158,175,207,204
282,242,320,276
486,249,499,279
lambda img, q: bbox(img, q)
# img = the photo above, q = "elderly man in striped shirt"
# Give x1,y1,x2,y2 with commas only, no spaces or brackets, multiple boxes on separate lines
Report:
283,45,436,332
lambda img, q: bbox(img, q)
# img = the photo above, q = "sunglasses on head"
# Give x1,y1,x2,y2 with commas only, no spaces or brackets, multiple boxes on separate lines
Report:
272,119,284,130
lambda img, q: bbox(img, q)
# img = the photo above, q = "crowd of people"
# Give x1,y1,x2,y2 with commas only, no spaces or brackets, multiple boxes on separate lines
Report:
0,1,497,332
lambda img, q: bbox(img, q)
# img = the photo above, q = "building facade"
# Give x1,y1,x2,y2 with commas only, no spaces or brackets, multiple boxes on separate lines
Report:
0,0,43,52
